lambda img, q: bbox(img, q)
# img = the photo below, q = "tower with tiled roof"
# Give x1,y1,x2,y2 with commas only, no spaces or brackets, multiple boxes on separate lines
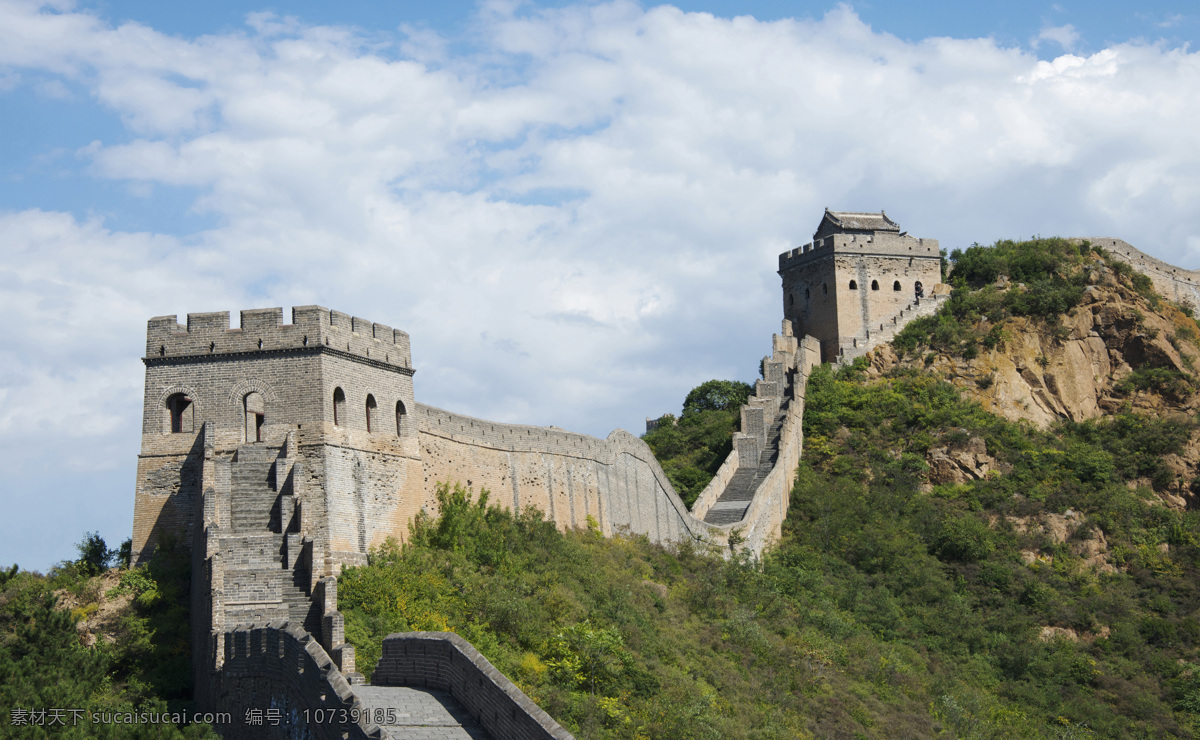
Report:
779,209,942,363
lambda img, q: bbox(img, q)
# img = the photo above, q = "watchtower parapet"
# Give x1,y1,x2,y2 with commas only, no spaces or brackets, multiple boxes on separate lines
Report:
146,306,412,371
779,232,940,272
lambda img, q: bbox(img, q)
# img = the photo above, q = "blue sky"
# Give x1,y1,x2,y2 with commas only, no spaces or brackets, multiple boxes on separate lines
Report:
3,0,1200,570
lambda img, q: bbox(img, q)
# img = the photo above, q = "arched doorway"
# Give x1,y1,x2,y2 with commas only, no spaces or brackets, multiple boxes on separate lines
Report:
166,393,192,433
915,281,924,299
244,392,264,443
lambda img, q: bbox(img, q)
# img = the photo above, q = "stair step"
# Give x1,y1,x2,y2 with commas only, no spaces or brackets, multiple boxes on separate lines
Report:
236,445,281,463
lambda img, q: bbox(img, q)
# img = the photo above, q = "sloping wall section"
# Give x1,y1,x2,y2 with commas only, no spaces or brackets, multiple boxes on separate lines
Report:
1077,237,1200,310
414,326,820,557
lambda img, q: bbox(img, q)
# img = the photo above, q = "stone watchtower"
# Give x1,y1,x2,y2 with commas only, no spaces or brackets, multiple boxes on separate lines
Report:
778,210,943,363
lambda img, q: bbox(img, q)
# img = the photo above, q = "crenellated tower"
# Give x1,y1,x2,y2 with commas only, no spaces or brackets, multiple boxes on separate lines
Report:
779,209,945,363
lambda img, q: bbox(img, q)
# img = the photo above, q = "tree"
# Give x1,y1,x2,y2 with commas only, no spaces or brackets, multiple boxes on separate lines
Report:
75,532,113,576
681,379,753,417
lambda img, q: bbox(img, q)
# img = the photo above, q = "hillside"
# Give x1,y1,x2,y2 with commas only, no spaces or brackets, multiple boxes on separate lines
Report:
873,238,1200,508
336,237,1200,738
0,538,217,737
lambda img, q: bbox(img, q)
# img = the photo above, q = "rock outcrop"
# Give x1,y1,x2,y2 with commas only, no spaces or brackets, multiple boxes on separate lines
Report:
866,258,1200,511
869,277,1200,428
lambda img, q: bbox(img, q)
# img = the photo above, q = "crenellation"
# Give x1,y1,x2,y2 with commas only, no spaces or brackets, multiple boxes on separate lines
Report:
146,306,413,374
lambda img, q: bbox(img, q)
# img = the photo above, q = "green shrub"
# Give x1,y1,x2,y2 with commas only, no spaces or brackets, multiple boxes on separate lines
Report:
643,379,751,506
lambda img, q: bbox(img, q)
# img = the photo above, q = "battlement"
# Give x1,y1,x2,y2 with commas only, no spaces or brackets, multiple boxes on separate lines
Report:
779,232,939,271
146,306,412,370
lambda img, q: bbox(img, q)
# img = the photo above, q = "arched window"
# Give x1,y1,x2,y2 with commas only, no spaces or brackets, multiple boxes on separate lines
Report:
396,400,408,437
871,280,879,290
333,387,346,427
166,393,192,434
893,280,901,291
849,280,858,290
365,394,377,433
915,281,925,298
244,392,264,443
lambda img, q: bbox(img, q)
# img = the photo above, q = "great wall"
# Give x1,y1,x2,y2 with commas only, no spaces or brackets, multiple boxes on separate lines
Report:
131,214,1200,738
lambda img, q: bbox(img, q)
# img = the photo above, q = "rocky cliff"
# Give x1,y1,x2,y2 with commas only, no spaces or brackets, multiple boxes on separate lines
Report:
862,249,1200,510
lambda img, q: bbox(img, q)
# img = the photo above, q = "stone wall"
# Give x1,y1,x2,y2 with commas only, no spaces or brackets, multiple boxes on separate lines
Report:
372,632,573,740
135,303,834,737
1076,237,1200,310
147,307,411,371
415,404,714,546
713,332,818,553
211,623,382,740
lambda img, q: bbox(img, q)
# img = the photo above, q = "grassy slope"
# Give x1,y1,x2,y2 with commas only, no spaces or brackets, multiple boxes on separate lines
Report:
0,543,217,738
339,238,1200,739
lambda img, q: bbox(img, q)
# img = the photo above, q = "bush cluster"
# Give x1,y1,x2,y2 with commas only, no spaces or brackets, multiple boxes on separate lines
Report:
641,379,752,506
895,237,1097,359
0,536,216,738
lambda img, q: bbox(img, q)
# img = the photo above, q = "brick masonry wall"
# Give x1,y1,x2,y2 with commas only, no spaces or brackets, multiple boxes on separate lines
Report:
415,404,713,546
212,623,382,740
133,320,419,567
372,632,574,740
135,305,836,732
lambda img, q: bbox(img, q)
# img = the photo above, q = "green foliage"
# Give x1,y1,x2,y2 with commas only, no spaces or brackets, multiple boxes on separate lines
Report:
0,542,216,738
1114,367,1195,400
950,237,1090,289
682,379,753,416
793,365,1200,737
545,621,630,696
76,531,116,578
338,363,1200,738
896,238,1095,359
643,379,751,506
116,538,133,569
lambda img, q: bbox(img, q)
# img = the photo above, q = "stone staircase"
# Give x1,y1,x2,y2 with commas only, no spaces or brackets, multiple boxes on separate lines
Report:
703,401,787,526
220,443,318,635
837,293,950,366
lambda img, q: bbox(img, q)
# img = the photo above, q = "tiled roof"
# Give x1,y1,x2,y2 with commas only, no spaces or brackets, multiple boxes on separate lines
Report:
823,209,900,232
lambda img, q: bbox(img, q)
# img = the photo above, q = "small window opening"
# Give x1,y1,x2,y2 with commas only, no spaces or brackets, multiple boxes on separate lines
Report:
822,283,828,295
849,280,858,290
789,293,794,306
167,393,192,434
244,392,264,443
333,387,346,427
893,280,901,291
915,281,925,299
805,287,810,300
396,400,408,437
871,280,879,290
365,394,377,433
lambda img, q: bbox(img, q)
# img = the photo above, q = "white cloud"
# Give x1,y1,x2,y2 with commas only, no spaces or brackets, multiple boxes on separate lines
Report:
1035,23,1080,51
2,0,1200,566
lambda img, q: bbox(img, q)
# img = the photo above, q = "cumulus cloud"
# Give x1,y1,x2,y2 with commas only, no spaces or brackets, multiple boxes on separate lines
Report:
2,0,1200,566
